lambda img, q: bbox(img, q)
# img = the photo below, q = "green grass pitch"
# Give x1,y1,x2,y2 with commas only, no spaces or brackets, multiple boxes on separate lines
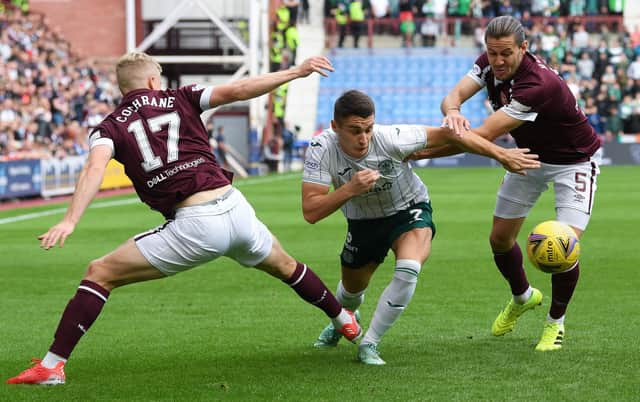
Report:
0,166,638,401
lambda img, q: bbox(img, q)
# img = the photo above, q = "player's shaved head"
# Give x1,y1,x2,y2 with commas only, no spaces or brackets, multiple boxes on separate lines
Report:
334,90,375,123
485,16,526,46
116,52,162,94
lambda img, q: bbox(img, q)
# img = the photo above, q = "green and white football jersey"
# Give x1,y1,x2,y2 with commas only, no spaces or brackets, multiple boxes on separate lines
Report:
303,124,430,220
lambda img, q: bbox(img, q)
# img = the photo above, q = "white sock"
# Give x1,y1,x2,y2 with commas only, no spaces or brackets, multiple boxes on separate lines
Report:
331,308,353,328
361,259,421,345
41,351,67,369
513,286,533,304
336,280,365,311
547,314,565,325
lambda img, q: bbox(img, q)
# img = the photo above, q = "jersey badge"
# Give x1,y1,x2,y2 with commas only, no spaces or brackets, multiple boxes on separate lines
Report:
378,160,395,176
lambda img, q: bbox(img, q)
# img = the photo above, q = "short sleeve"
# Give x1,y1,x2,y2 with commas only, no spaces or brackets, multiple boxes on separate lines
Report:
502,80,544,122
177,84,214,113
88,127,114,157
302,136,332,187
376,124,426,160
467,53,489,88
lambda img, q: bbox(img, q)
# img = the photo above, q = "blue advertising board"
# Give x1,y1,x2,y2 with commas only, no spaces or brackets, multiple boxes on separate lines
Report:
0,160,41,200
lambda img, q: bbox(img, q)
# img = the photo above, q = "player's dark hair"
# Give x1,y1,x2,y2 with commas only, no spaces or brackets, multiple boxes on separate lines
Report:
333,90,375,123
485,16,526,45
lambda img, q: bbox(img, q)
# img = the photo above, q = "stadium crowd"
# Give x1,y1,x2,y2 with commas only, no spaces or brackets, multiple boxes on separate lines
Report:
519,15,639,142
1,3,637,162
0,9,119,162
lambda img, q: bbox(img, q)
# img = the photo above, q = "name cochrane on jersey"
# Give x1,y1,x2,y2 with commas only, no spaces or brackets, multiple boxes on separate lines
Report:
147,157,205,188
116,95,176,123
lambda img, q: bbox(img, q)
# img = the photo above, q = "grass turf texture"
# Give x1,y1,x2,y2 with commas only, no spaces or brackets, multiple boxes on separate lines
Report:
0,166,638,401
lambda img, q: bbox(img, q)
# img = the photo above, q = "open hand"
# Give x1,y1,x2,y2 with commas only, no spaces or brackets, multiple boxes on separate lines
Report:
38,220,76,250
297,56,334,78
501,148,540,175
442,110,470,137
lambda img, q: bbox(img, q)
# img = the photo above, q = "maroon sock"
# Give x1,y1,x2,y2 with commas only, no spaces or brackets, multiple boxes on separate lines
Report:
493,242,530,296
49,280,110,359
283,262,342,318
550,263,580,319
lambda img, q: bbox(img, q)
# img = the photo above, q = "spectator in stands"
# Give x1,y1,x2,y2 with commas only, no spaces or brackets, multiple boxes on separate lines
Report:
620,94,634,132
576,51,595,79
300,0,310,24
276,1,291,31
498,0,515,16
608,37,625,65
348,0,367,48
335,1,349,48
264,129,283,173
323,0,339,48
270,22,286,72
631,93,640,133
627,54,640,81
284,0,300,24
421,17,439,47
605,105,623,141
531,0,551,16
559,53,577,79
572,23,590,50
593,51,609,82
540,24,559,60
285,22,300,65
371,0,390,19
584,96,604,134
600,65,616,86
398,0,416,47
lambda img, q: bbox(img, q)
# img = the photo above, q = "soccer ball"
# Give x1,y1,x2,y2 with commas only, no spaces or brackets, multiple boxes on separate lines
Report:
526,220,580,274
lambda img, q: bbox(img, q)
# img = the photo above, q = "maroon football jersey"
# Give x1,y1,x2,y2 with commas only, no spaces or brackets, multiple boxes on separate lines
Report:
467,52,600,164
89,85,232,218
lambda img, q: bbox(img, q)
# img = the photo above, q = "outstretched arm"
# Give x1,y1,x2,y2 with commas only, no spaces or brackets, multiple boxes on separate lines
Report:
38,146,112,249
412,112,539,174
302,169,380,224
409,108,525,159
209,56,333,107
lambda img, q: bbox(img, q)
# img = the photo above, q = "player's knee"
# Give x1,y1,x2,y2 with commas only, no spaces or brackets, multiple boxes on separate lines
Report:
489,232,514,252
84,259,116,290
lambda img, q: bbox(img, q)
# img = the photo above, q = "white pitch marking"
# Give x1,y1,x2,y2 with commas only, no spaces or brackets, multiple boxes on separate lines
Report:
0,173,301,225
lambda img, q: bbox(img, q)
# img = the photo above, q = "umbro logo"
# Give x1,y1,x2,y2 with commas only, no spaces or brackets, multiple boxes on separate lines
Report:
338,167,352,176
386,300,405,308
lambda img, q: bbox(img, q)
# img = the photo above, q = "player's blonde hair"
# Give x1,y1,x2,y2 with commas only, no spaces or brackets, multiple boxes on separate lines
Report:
116,52,162,94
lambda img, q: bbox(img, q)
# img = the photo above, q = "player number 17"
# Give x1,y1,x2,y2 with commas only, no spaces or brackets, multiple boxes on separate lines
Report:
127,111,181,172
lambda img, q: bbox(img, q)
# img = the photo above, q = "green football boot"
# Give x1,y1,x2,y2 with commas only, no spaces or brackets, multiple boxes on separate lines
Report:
535,322,564,351
491,288,543,336
357,343,386,365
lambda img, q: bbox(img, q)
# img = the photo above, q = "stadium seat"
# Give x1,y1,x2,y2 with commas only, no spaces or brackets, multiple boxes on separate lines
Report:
317,50,488,126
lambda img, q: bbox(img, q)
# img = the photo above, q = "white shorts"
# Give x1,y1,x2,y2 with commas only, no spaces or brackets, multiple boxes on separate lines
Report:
494,149,602,230
134,188,273,275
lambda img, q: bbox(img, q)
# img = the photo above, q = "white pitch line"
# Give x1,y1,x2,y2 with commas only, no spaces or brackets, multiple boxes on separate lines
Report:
0,198,138,225
0,173,301,226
